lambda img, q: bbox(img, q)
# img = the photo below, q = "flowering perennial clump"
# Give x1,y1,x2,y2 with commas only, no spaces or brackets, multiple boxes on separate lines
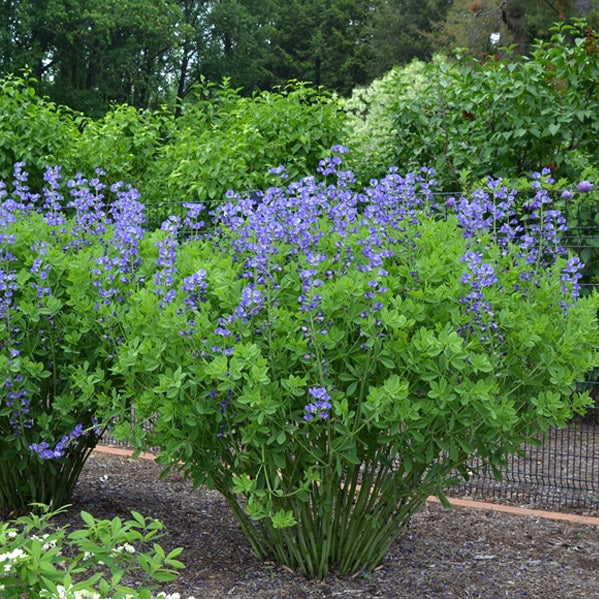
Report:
108,150,597,578
1,153,597,577
0,164,150,513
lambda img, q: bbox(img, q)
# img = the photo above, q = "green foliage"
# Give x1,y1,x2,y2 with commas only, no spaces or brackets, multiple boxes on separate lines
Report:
109,162,598,577
0,505,184,598
145,81,346,217
0,74,79,187
66,105,174,190
385,20,599,189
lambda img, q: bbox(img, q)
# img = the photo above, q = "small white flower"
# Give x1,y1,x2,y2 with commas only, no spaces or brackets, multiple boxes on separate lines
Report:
73,590,101,599
42,539,57,551
113,542,136,555
489,32,500,46
0,547,25,563
55,585,69,599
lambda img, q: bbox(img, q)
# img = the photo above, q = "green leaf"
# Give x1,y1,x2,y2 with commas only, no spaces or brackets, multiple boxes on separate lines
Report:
271,509,297,529
346,381,358,397
547,123,560,136
379,355,395,369
79,511,96,528
272,452,286,470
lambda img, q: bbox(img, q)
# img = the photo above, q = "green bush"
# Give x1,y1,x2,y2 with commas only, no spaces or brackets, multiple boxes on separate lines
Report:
66,104,174,193
109,155,598,578
348,20,599,190
0,74,79,188
0,505,184,598
145,81,346,220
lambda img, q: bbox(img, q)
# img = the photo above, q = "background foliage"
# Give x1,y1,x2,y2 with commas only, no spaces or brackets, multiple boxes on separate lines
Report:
347,20,599,189
0,77,346,217
143,82,346,217
0,74,79,187
1,0,596,115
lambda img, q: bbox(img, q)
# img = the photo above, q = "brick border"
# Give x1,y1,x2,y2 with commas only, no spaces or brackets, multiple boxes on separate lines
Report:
94,444,599,527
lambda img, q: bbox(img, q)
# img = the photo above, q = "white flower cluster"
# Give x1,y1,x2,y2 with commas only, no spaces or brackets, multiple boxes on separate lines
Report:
35,588,198,599
39,589,198,599
41,587,102,599
113,542,136,555
31,533,59,552
82,550,105,565
0,546,26,572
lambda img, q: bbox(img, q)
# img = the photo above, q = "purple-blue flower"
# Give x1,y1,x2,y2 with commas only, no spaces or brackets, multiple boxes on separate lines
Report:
560,256,584,305
576,180,594,193
154,216,181,307
304,387,332,421
30,422,95,460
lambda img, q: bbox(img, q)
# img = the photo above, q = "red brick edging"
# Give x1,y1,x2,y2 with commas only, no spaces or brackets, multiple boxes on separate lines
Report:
94,444,599,527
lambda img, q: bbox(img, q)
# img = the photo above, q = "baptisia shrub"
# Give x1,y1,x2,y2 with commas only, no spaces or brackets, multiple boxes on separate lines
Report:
0,164,146,514
114,150,598,578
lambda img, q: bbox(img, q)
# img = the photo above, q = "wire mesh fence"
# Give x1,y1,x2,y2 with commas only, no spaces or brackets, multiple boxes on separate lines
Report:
449,407,599,511
104,187,599,512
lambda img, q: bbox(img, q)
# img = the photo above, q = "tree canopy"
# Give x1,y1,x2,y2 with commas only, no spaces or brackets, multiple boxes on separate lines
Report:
0,0,596,115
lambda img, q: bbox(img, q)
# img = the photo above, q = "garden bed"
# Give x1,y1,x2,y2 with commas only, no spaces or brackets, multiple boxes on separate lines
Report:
55,452,599,598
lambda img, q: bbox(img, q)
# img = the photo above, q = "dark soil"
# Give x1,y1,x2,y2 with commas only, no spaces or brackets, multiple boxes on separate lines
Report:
54,452,599,599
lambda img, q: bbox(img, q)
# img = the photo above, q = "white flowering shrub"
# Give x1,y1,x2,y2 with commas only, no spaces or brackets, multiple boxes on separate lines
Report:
342,58,441,185
0,505,184,598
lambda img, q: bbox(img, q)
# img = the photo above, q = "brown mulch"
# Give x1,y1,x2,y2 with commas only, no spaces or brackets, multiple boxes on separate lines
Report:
55,452,599,599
